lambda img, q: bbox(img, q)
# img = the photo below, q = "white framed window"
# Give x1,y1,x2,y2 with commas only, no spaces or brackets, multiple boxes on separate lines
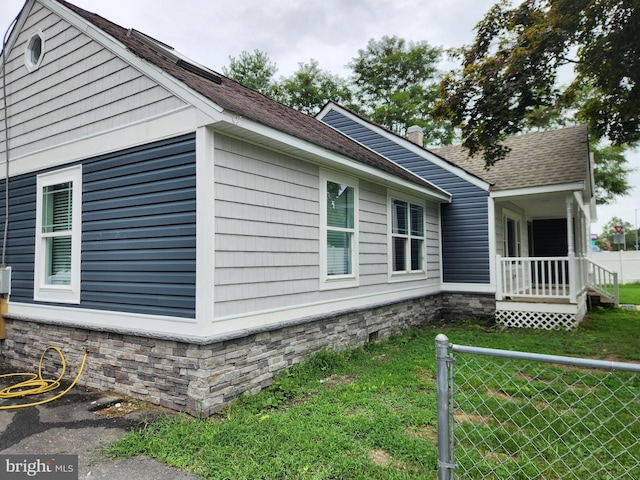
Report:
320,170,359,289
389,193,426,278
24,30,45,72
34,165,82,303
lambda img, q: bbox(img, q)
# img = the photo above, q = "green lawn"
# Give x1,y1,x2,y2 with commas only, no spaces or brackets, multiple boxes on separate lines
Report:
107,308,640,479
619,282,640,305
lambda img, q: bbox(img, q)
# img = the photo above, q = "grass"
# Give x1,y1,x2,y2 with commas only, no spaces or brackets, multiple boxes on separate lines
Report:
619,282,640,305
106,305,640,479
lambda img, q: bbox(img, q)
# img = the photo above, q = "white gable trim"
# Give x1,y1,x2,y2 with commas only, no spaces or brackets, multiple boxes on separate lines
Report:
0,1,33,70
317,103,491,191
41,0,225,124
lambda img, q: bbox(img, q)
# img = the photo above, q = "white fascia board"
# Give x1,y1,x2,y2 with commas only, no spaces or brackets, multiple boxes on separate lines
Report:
41,0,224,124
318,103,491,192
212,115,452,203
1,0,35,70
490,182,586,199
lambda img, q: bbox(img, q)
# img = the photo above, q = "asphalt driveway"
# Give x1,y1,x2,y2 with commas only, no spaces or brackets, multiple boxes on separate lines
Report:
0,365,200,479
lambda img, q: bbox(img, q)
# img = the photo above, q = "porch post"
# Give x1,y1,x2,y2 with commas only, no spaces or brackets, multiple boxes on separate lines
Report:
495,255,503,300
566,195,577,303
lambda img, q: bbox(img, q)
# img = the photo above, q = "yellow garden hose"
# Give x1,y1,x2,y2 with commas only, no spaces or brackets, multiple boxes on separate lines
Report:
0,345,88,410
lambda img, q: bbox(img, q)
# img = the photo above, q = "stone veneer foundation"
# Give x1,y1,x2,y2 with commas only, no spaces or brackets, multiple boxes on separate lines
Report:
0,293,494,416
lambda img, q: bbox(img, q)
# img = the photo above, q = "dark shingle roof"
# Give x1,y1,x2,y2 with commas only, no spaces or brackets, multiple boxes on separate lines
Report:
54,1,447,198
431,125,590,191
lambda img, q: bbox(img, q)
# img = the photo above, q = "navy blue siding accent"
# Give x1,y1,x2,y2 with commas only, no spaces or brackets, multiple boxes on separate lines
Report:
81,134,196,317
1,174,37,301
322,110,490,284
1,134,196,318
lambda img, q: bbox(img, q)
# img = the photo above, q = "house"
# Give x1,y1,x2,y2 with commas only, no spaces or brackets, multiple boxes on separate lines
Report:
0,0,469,415
0,1,613,415
318,102,616,330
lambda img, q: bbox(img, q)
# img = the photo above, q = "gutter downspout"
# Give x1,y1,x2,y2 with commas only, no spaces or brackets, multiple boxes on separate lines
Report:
1,14,19,340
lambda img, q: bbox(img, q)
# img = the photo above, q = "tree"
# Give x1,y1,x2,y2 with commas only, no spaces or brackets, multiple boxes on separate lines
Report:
273,60,353,115
599,216,636,250
591,142,634,205
435,0,639,171
349,36,455,146
222,49,277,96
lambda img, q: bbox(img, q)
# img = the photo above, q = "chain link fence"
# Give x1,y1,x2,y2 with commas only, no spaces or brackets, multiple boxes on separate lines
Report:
436,334,640,480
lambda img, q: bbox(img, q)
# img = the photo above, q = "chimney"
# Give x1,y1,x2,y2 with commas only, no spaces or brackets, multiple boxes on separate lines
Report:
407,125,424,146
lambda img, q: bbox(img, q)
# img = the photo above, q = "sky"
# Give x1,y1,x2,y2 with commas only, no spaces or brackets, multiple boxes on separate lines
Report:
1,0,638,234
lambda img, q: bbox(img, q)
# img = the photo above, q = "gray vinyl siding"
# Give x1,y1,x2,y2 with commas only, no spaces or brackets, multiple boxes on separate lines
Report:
213,134,441,318
0,2,186,159
1,134,196,317
359,182,388,286
321,110,491,284
214,135,320,317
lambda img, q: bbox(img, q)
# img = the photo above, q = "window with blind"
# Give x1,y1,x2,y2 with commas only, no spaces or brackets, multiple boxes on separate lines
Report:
320,171,359,289
390,196,426,275
42,182,72,285
34,166,82,303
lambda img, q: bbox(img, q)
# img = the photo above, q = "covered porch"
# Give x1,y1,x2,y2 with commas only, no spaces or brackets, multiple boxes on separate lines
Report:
493,190,618,330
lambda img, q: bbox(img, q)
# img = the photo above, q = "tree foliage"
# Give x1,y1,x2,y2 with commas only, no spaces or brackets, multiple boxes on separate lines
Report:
223,49,277,96
601,216,633,236
591,141,634,205
223,36,454,146
598,216,637,250
349,36,455,145
273,60,352,115
434,0,640,168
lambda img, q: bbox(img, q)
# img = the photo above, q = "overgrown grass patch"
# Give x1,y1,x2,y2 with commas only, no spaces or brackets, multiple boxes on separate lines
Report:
107,309,640,479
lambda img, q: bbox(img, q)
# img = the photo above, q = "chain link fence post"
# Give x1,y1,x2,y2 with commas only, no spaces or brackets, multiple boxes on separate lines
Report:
436,333,454,480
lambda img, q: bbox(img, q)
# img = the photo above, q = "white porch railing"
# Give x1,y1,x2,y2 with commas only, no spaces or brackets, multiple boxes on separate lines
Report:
584,257,619,307
496,255,619,306
496,255,577,302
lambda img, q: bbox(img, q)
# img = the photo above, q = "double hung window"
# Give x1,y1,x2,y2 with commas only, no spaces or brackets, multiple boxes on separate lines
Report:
390,197,425,275
34,166,82,303
320,172,358,289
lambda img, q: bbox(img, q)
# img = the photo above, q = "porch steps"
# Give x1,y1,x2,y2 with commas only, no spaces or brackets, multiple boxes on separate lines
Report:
587,289,615,309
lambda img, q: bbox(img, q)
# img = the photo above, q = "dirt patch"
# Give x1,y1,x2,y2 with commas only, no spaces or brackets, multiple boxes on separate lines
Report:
487,389,513,401
454,412,486,424
369,449,410,470
406,425,438,445
93,397,174,420
370,449,392,465
319,374,355,388
413,367,436,381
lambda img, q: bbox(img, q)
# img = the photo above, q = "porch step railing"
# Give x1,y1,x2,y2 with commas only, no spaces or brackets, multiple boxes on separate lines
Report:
584,257,619,307
496,256,575,302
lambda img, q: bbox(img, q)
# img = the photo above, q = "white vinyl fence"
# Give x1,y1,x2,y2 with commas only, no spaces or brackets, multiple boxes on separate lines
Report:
590,251,640,284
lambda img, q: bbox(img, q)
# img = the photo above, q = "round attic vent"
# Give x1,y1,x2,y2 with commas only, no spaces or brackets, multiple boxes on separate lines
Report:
25,30,45,72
